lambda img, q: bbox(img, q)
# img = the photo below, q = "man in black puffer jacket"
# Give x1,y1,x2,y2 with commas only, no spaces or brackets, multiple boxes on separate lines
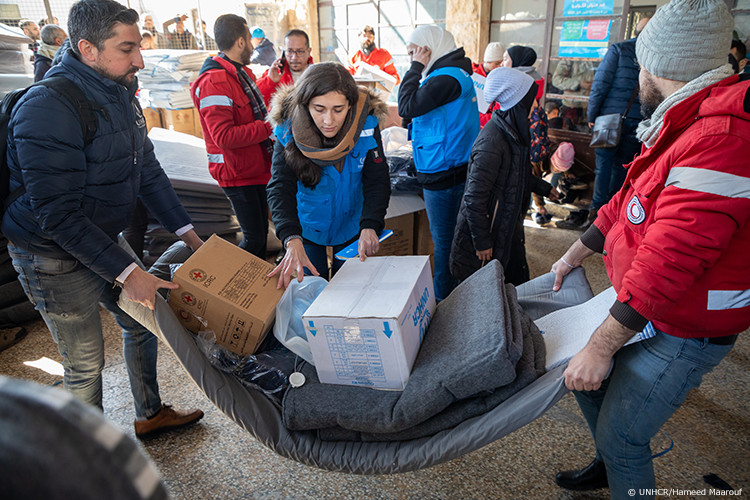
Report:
450,68,555,286
2,0,204,437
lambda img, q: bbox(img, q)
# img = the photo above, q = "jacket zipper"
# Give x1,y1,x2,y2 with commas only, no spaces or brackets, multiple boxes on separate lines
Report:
489,199,499,233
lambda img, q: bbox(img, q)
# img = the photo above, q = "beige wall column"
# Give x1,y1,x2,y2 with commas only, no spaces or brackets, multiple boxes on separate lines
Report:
446,0,491,63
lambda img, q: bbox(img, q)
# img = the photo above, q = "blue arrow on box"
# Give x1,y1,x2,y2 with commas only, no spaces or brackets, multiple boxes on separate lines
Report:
308,320,317,337
383,322,393,338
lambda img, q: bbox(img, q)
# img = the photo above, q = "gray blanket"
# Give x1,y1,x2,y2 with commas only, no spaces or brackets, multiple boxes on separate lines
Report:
282,260,546,441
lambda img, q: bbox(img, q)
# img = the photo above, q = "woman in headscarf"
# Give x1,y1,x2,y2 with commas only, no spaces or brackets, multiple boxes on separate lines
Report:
267,62,391,288
502,45,554,225
397,25,480,302
449,68,555,285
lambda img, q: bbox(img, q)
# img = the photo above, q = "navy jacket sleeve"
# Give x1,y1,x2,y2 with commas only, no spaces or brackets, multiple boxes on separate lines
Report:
266,140,302,245
587,44,619,122
138,135,192,233
397,62,462,119
360,127,391,234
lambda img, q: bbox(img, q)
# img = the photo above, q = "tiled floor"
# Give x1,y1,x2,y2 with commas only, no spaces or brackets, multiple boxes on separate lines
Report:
1,219,748,499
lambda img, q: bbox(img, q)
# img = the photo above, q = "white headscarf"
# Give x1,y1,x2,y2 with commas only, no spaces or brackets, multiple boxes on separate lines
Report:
407,25,457,77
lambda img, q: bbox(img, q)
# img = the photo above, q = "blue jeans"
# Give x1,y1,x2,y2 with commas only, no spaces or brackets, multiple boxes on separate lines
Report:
8,245,162,419
573,330,734,499
591,118,641,211
423,183,464,302
222,185,269,258
303,238,353,280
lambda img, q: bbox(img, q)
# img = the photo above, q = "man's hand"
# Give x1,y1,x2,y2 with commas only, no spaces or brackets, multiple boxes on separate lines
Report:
411,45,431,67
548,187,561,202
268,238,319,289
588,122,595,128
563,314,636,391
476,248,493,261
358,228,380,261
551,239,595,291
122,267,178,311
179,229,203,252
269,58,284,83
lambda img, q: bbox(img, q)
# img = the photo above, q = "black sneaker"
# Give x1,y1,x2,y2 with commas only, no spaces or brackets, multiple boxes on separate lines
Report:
534,212,553,225
555,209,589,230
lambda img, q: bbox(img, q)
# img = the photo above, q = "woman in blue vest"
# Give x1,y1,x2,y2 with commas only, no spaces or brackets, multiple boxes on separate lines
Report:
267,62,391,288
397,25,480,302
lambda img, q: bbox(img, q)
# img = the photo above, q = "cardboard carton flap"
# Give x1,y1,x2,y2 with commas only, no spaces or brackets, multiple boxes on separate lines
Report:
304,256,429,319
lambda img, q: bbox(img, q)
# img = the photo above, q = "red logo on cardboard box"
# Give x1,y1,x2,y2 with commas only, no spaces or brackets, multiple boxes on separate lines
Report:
181,292,196,306
189,269,207,282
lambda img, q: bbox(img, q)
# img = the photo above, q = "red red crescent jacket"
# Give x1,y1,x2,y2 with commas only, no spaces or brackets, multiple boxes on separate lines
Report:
190,56,272,187
255,56,314,107
595,75,750,338
349,47,401,84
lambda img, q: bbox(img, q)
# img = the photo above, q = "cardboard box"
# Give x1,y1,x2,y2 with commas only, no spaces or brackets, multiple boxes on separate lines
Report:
160,108,196,137
169,235,283,356
142,106,162,132
303,256,435,390
377,194,424,257
414,209,434,271
192,106,203,139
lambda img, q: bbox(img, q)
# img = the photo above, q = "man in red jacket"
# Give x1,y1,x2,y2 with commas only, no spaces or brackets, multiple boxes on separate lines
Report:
191,14,274,258
550,1,749,498
255,29,313,107
348,25,400,84
471,41,504,127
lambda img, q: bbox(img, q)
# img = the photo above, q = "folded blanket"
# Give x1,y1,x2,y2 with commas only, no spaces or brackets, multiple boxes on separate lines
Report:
282,260,546,439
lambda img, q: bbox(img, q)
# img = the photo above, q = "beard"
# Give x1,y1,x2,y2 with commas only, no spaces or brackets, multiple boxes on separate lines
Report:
639,73,665,119
241,44,252,65
361,40,375,53
95,64,138,87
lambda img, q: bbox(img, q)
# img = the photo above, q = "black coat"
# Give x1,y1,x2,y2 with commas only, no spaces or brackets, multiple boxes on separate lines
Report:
449,110,552,285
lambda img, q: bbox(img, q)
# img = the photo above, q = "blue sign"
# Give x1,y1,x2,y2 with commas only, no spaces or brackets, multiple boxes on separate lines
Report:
558,20,612,59
563,0,614,16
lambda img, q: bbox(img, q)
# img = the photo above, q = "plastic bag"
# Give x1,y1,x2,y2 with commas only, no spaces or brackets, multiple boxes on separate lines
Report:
273,276,328,365
387,147,420,194
381,126,409,156
195,330,298,407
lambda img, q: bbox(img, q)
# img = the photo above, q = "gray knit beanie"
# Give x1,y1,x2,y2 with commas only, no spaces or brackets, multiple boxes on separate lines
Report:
484,67,534,110
636,0,733,82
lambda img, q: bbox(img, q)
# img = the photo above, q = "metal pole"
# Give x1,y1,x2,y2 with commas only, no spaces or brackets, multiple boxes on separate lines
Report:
42,0,54,24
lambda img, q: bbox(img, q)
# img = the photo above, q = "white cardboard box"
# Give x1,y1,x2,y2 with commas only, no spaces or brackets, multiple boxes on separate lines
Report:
303,256,435,390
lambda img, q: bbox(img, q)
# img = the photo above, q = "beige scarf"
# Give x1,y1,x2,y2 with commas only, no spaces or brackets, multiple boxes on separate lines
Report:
291,88,370,171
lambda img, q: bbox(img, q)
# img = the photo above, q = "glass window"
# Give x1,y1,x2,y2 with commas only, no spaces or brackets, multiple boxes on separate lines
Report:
380,25,413,56
348,2,379,27
491,0,547,21
550,19,621,59
380,0,414,26
415,0,447,22
490,21,545,64
734,0,750,9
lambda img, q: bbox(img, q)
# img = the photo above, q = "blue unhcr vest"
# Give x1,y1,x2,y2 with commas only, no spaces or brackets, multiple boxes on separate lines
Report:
411,66,479,174
274,114,378,246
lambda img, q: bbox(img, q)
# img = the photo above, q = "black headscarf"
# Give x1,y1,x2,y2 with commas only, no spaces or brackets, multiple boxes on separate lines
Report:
507,46,537,68
497,82,538,146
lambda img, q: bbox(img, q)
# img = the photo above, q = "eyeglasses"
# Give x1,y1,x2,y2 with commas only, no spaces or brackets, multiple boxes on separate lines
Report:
285,48,309,57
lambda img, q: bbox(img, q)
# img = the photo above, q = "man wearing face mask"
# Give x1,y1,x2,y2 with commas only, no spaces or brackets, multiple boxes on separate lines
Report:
397,25,480,302
550,0,749,497
349,25,400,84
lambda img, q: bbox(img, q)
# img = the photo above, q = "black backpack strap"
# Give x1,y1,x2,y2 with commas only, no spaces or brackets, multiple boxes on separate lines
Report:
2,77,101,213
37,76,100,145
